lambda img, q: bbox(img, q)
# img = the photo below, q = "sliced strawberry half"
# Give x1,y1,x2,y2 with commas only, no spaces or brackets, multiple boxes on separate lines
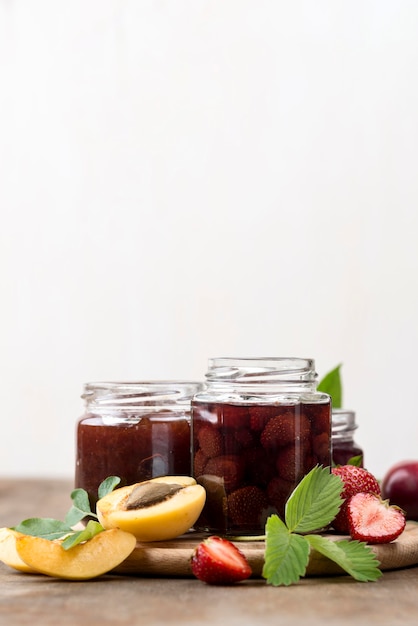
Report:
190,536,252,585
348,492,406,544
331,465,381,533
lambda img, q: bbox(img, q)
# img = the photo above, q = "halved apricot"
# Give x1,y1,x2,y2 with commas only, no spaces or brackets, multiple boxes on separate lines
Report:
0,527,38,573
15,529,136,580
96,475,206,541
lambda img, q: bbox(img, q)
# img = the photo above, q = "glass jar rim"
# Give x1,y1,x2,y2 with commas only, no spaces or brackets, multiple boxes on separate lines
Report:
332,408,358,433
82,381,204,409
204,357,317,383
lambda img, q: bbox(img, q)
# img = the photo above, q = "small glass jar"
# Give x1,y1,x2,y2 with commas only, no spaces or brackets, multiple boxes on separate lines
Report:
332,409,364,467
75,381,203,508
191,357,331,535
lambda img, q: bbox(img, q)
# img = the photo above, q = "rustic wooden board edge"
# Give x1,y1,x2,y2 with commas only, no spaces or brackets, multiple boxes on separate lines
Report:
113,521,418,578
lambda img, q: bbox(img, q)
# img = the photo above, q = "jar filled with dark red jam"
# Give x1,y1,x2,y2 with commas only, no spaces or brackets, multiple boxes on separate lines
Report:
332,409,364,467
191,357,331,535
75,381,203,509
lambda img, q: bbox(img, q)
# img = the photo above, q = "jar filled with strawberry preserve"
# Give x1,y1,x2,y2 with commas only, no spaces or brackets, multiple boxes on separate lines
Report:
191,357,331,535
75,381,204,509
332,409,364,467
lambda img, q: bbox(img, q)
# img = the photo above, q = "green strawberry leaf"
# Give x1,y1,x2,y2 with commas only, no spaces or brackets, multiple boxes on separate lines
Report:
317,364,342,408
306,535,382,582
262,514,310,586
347,455,363,467
285,466,344,534
262,466,383,586
61,520,104,550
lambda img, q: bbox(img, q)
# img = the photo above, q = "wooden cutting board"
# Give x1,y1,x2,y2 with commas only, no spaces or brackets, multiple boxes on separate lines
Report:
114,520,418,578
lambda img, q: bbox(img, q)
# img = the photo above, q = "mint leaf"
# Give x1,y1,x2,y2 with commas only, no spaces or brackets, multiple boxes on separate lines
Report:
70,488,94,515
285,466,343,534
13,518,73,540
98,476,121,500
306,535,382,582
262,515,310,586
64,488,97,526
61,520,104,550
12,477,122,550
65,477,121,525
318,364,342,408
64,508,87,527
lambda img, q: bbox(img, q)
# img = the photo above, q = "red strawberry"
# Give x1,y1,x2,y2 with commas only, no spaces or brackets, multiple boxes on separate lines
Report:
193,448,208,477
303,402,331,435
222,432,240,455
226,486,269,527
331,465,381,533
267,475,294,513
220,404,250,430
312,431,330,462
204,455,244,492
234,428,255,449
347,492,406,544
249,406,277,431
261,412,310,450
197,424,223,458
276,442,312,483
190,536,252,584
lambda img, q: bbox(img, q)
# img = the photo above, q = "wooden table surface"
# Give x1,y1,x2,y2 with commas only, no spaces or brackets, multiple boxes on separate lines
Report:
1,478,418,626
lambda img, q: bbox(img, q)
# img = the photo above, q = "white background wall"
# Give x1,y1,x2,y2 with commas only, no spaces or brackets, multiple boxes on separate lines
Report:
1,1,417,480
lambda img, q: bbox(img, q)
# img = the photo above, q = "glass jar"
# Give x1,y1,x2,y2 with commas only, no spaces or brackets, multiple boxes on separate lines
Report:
332,409,364,467
191,357,331,535
75,381,204,509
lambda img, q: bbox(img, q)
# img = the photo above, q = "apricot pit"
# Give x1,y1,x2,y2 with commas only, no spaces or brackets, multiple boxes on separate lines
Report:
96,475,206,541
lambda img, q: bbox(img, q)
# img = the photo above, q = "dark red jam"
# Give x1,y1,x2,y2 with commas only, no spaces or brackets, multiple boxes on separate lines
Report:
75,412,191,509
332,441,364,467
331,409,364,467
192,400,331,535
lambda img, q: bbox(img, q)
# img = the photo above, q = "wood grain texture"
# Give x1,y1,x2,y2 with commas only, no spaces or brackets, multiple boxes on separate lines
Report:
114,521,418,577
2,480,418,626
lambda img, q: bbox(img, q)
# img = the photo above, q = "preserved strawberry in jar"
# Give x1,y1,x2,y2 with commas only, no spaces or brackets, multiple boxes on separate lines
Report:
192,358,331,535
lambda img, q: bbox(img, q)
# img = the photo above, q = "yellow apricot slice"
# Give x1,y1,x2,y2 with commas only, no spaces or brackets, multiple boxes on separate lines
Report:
15,528,136,580
96,475,206,542
0,528,38,573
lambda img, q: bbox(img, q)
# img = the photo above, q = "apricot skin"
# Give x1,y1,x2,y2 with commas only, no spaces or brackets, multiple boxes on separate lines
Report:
14,529,137,580
0,528,38,573
96,476,206,542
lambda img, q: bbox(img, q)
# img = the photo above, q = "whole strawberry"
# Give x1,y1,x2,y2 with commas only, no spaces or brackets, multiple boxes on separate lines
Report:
348,492,406,544
190,536,252,585
331,465,381,533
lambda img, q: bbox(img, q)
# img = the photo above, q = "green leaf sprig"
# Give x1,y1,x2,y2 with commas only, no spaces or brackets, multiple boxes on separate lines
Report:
317,364,342,408
346,454,363,467
262,466,382,586
13,476,121,551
